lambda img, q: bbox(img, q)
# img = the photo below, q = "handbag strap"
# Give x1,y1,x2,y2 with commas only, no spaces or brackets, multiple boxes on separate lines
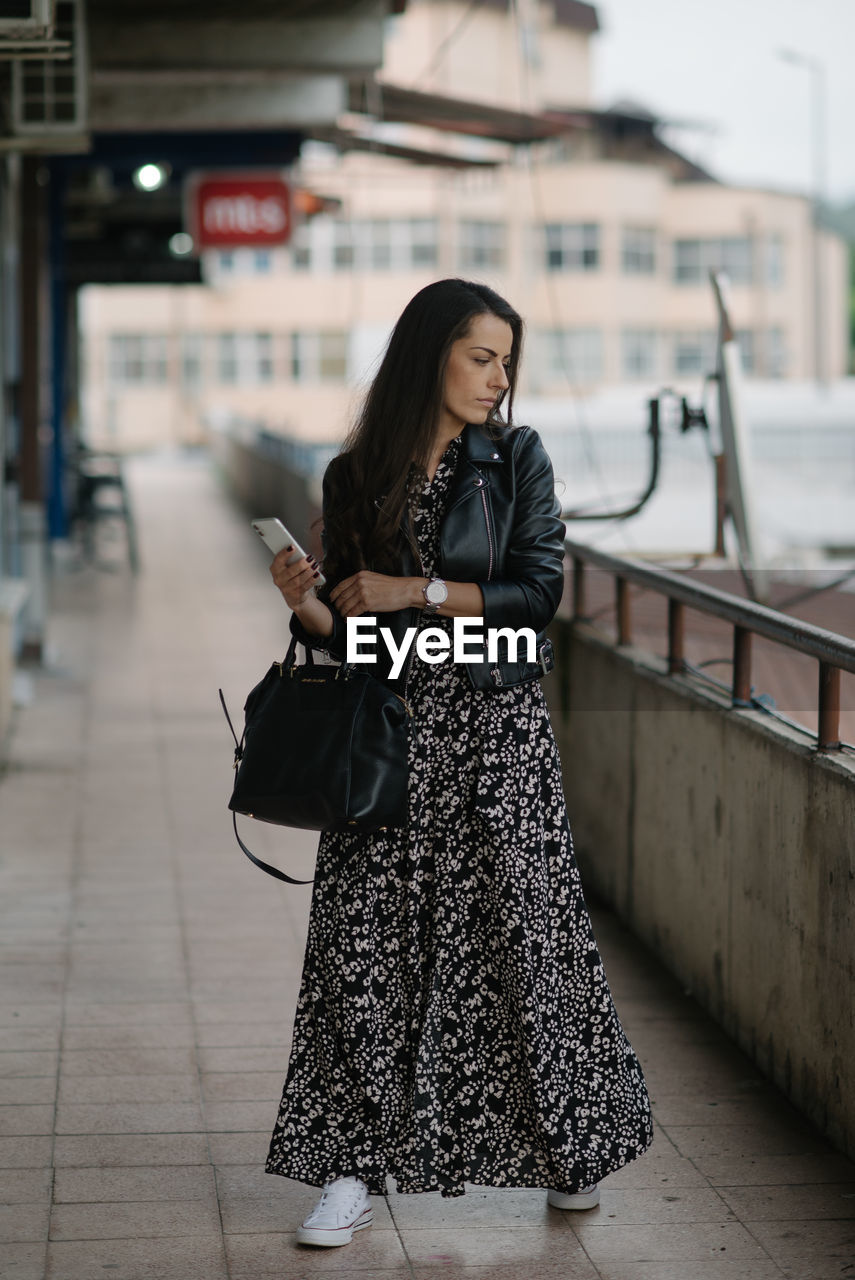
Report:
218,684,314,887
285,634,314,668
231,812,313,886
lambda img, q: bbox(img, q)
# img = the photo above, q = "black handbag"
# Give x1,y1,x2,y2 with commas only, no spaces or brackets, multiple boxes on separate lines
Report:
220,636,411,883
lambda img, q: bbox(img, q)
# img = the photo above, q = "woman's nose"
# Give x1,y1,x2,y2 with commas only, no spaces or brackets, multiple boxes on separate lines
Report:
492,363,509,390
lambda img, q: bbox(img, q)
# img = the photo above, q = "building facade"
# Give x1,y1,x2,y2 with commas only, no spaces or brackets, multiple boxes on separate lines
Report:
78,0,850,452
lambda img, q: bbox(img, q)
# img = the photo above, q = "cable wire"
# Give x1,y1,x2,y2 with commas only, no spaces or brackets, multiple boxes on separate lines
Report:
413,0,486,87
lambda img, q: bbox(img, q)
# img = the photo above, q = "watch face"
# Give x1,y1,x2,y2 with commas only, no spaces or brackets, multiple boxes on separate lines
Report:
426,579,448,605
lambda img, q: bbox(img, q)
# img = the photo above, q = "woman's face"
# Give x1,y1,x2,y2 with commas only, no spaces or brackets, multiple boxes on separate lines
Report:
440,312,513,434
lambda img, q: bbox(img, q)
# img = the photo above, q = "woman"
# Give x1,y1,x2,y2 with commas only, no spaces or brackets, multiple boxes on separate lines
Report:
267,278,653,1247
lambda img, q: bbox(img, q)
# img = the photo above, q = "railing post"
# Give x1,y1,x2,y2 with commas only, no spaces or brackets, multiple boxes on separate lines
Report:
668,599,685,674
818,662,841,749
732,626,752,706
572,557,586,620
713,454,727,557
616,576,631,645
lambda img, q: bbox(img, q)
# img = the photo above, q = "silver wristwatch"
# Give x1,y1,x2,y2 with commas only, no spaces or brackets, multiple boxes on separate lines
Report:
422,577,448,614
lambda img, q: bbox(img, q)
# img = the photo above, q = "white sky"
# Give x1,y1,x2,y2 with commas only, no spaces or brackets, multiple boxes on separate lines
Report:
592,0,855,202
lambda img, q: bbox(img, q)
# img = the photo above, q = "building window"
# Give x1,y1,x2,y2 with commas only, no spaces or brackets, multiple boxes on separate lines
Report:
216,332,275,384
459,220,506,271
539,328,603,383
181,334,205,390
366,219,392,270
766,326,787,376
287,217,439,273
734,329,755,374
255,333,275,382
291,224,311,271
217,334,238,384
335,218,439,272
543,223,600,272
332,220,356,270
409,219,439,268
108,334,169,386
673,237,754,285
210,248,276,276
672,330,717,375
621,329,658,379
291,332,349,383
621,227,657,275
765,234,784,287
291,218,438,273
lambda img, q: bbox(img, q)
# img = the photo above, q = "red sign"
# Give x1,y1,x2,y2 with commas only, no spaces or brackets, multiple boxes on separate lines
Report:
187,172,292,249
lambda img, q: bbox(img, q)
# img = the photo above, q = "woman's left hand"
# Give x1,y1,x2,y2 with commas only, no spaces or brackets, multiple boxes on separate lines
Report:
330,571,420,617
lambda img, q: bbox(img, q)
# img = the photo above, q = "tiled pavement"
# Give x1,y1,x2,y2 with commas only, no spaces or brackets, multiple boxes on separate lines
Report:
1,451,853,1280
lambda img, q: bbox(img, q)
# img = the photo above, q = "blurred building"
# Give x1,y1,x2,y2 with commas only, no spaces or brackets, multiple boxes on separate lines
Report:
78,0,849,451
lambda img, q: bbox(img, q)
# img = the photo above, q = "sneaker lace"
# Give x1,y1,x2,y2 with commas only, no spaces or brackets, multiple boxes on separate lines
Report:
317,1178,364,1216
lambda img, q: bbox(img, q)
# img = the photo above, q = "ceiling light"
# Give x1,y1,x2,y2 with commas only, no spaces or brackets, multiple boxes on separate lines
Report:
132,163,169,192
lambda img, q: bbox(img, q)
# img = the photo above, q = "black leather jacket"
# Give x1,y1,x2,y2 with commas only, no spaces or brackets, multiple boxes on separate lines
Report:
290,422,566,693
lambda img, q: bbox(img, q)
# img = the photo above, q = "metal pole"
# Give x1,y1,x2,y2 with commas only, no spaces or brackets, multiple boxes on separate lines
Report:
811,58,827,389
47,162,69,540
713,453,727,557
616,576,631,646
668,599,685,674
817,662,841,750
732,626,752,706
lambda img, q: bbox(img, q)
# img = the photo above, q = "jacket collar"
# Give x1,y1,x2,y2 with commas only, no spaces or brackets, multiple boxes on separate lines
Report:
377,422,506,513
461,422,506,466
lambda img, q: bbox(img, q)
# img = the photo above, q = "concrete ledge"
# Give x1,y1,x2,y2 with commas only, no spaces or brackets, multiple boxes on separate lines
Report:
546,618,855,1160
208,430,324,560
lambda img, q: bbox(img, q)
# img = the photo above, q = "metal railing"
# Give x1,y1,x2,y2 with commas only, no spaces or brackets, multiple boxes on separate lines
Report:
565,538,855,751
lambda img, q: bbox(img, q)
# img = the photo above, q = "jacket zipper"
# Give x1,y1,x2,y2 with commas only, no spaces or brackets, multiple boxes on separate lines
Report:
402,462,494,693
479,483,494,580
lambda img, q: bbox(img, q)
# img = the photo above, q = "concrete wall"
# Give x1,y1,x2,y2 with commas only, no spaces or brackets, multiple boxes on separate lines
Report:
208,432,324,562
546,619,855,1159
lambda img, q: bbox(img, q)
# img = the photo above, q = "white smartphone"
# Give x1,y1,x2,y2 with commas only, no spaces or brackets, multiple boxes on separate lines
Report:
251,517,326,587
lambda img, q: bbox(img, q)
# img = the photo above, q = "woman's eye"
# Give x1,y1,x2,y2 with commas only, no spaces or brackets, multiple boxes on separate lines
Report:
474,358,489,366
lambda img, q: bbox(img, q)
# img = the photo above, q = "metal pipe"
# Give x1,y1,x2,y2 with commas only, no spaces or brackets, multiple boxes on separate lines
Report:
560,394,661,521
616,576,631,646
818,662,841,749
732,626,752,705
714,453,727,557
668,599,685,674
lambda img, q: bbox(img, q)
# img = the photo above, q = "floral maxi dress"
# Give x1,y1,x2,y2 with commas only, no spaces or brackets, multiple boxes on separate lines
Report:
267,435,653,1197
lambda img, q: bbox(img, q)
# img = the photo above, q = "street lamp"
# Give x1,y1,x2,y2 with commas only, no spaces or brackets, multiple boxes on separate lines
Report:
778,48,827,388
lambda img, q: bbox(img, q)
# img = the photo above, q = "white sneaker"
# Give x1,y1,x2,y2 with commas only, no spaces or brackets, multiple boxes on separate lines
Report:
547,1183,601,1210
296,1176,373,1247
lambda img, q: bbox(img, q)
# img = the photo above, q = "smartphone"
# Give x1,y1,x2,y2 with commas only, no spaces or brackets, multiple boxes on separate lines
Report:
251,517,326,588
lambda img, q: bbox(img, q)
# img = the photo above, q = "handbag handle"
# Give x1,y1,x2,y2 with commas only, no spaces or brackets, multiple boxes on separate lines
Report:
230,812,313,886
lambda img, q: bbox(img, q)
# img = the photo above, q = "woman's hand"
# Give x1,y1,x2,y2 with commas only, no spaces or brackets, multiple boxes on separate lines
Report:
270,547,321,609
330,571,421,617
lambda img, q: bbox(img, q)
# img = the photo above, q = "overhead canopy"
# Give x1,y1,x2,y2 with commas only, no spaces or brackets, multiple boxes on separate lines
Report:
8,0,405,285
348,81,571,145
85,0,402,131
346,83,716,181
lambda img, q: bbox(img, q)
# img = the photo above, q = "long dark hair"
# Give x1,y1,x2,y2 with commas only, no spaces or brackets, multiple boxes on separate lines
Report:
322,278,523,582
